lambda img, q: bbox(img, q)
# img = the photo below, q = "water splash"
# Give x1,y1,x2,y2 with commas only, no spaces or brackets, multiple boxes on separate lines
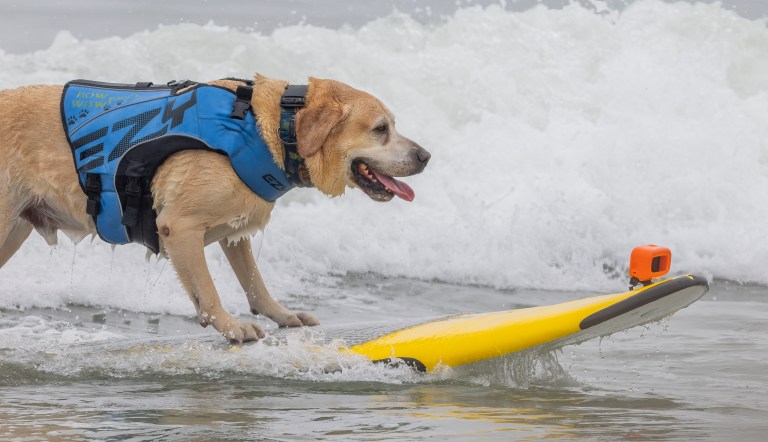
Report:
454,347,578,389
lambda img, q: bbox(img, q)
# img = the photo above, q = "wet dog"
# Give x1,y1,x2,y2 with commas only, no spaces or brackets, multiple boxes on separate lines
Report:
0,75,430,342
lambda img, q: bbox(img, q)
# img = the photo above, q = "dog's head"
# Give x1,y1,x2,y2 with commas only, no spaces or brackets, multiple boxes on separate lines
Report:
296,78,430,201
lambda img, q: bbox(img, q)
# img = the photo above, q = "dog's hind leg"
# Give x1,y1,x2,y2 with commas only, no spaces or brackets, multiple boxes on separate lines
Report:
219,237,319,328
0,219,32,268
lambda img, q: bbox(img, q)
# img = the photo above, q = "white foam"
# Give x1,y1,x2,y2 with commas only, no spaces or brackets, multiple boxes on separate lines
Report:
1,1,767,314
0,314,121,350
0,317,431,383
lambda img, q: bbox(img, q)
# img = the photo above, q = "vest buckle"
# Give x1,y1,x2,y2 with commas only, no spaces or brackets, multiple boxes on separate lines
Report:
230,85,253,120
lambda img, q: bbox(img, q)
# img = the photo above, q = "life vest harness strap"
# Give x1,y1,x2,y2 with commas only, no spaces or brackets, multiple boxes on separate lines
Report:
84,173,101,216
121,176,142,228
279,85,311,187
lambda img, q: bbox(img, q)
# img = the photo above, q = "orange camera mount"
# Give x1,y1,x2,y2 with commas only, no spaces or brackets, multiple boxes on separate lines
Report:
628,245,671,290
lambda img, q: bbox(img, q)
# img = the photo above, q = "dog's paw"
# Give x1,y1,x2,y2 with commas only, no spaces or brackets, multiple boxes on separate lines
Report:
220,321,266,343
67,115,77,126
78,109,89,118
296,311,320,327
276,311,320,328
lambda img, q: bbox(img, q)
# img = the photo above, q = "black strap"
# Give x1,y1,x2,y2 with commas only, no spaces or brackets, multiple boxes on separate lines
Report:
278,85,312,187
280,85,308,108
278,85,308,145
135,81,153,88
230,85,253,120
120,177,142,228
84,173,101,216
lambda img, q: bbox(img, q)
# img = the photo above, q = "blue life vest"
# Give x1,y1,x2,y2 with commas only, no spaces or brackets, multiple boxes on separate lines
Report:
60,79,299,253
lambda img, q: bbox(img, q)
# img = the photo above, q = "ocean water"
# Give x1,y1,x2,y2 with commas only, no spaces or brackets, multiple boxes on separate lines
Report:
0,0,767,439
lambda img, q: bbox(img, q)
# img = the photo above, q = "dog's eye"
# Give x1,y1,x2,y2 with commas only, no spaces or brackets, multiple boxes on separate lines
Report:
373,122,389,133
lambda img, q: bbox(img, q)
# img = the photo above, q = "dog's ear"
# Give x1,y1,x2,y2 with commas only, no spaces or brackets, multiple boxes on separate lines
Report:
296,79,347,158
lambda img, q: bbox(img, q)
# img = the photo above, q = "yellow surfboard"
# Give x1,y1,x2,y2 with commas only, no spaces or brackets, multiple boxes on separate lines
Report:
114,274,708,373
338,274,708,371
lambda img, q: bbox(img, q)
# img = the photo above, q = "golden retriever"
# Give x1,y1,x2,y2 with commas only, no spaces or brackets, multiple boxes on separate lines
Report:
0,74,430,342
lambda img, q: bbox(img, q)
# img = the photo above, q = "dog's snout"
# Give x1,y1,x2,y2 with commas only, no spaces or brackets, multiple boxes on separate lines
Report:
416,147,431,164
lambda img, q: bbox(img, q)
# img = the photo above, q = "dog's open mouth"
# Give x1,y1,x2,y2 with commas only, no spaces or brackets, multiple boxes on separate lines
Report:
351,159,415,202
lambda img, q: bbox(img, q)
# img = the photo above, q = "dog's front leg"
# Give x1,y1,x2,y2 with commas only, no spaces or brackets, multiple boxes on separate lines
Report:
160,220,266,342
219,237,319,328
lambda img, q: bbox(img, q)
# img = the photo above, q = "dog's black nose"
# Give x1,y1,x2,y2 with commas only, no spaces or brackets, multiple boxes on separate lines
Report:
416,147,431,164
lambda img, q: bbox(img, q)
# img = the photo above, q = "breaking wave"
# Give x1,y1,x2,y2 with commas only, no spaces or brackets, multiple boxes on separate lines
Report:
1,0,767,314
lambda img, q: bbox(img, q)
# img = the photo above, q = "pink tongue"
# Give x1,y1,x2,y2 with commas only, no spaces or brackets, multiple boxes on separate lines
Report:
370,169,415,202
